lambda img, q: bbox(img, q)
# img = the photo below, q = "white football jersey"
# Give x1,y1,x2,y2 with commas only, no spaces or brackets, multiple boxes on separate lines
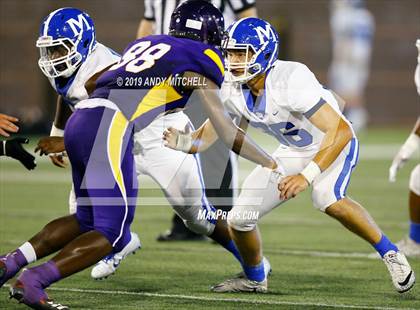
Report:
222,60,350,153
47,43,120,108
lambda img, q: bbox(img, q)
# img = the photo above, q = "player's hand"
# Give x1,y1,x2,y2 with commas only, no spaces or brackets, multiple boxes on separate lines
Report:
389,152,408,182
163,127,181,149
4,138,37,170
49,154,68,168
266,161,285,184
0,113,19,137
35,136,65,156
278,174,309,200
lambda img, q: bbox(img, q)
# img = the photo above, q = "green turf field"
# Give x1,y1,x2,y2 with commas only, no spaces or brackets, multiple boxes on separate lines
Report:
0,128,419,309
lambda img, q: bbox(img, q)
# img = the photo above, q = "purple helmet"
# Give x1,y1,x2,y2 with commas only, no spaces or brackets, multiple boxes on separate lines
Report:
169,0,224,48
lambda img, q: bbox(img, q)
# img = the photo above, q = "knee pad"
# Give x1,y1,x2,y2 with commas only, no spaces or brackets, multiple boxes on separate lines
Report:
227,210,259,232
410,165,420,196
172,203,216,236
184,218,215,236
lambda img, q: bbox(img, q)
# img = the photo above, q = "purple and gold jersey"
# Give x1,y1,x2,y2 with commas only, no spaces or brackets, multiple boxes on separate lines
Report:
90,35,225,130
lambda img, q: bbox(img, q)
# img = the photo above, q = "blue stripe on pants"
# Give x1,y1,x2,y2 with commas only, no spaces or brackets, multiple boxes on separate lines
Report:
334,138,359,200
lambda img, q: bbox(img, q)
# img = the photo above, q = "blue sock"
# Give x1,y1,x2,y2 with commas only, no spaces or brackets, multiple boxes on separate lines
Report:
373,234,399,257
409,222,420,243
223,240,243,265
243,261,265,282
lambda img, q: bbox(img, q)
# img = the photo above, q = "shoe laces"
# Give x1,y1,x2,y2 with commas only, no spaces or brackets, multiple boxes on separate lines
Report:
103,254,123,267
103,254,115,263
385,252,405,277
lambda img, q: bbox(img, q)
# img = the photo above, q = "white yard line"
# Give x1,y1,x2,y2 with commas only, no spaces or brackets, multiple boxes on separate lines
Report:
1,285,414,310
148,245,381,260
266,248,380,259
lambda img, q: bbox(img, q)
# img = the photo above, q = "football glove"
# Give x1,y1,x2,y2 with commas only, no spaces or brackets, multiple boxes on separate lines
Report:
1,138,37,170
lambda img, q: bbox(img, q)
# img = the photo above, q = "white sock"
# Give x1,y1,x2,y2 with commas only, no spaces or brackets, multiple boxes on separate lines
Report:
18,242,37,264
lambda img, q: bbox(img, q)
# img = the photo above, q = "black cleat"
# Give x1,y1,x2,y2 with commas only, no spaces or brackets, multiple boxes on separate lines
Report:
156,230,207,242
9,281,69,310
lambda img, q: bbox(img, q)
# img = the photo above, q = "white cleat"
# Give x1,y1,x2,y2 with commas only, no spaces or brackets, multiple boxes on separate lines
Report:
395,237,420,258
383,250,415,293
211,277,267,293
91,232,141,280
235,256,272,279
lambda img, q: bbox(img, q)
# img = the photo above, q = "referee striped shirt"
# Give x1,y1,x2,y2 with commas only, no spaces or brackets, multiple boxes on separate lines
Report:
143,0,256,34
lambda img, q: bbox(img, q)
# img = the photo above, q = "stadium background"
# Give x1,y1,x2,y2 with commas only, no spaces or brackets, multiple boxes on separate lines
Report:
0,0,419,131
1,1,420,309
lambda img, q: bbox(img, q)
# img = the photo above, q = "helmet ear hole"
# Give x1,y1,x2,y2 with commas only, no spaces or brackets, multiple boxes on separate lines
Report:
83,39,89,48
264,53,271,60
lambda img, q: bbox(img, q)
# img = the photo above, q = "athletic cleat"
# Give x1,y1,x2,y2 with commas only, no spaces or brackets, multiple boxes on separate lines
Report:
0,253,24,287
9,273,69,310
383,250,415,293
91,232,141,280
211,277,267,293
395,236,420,258
156,230,207,242
10,286,69,310
234,256,272,279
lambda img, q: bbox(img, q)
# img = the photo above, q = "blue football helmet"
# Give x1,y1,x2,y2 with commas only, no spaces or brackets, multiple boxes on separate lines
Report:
36,7,96,78
223,18,279,83
169,0,224,48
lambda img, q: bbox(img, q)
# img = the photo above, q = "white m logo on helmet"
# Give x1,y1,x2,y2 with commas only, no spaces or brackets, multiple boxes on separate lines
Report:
66,14,92,36
255,25,273,45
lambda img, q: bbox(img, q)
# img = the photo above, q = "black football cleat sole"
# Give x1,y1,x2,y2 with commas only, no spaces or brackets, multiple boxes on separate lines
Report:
10,285,70,310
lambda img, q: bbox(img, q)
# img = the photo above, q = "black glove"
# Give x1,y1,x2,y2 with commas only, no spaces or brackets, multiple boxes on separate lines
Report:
1,138,37,170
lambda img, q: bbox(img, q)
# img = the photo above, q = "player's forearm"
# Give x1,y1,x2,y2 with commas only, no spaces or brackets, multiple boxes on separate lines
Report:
52,96,72,133
313,118,353,171
228,126,276,169
209,113,275,168
300,118,353,185
190,120,218,153
198,87,276,169
136,19,154,38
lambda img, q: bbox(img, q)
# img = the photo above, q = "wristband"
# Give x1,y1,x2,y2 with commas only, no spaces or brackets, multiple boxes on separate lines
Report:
300,161,321,184
50,124,64,137
176,133,193,153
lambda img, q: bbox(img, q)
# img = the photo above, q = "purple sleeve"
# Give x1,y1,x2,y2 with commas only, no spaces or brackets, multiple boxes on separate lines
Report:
190,47,225,88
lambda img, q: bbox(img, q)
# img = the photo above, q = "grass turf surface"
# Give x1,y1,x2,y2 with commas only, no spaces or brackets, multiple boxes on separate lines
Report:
0,128,419,309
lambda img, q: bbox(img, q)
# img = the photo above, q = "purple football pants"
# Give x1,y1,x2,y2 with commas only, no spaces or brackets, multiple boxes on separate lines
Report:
64,106,137,253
